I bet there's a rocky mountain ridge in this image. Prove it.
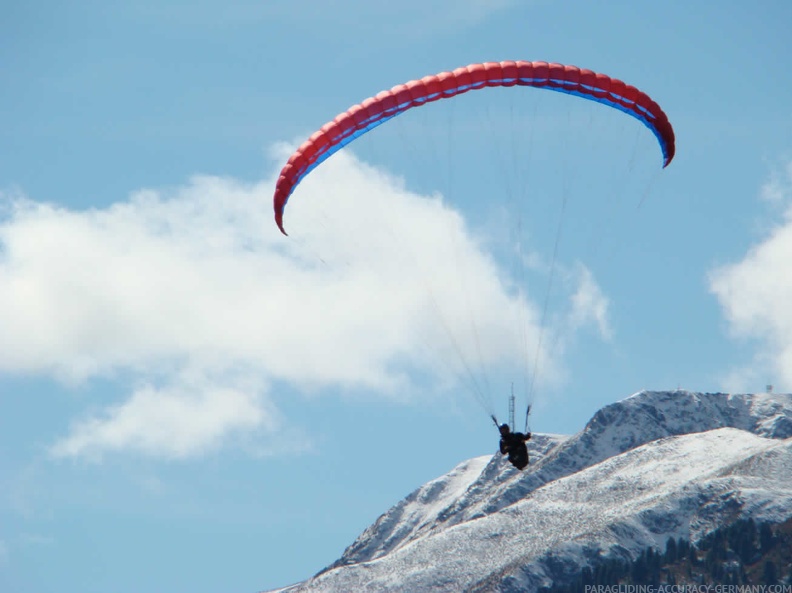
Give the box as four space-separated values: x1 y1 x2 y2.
268 390 792 592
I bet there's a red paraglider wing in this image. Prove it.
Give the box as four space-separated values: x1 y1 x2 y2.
273 61 675 235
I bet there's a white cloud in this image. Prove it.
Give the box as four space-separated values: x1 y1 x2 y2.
20 533 55 546
568 264 612 341
709 159 792 391
50 374 273 460
136 0 516 34
335 0 516 31
2 148 596 459
760 159 792 205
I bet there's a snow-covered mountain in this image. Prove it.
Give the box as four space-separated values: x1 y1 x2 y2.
268 390 792 593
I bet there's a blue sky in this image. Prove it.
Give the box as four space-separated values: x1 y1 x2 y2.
2 2 791 592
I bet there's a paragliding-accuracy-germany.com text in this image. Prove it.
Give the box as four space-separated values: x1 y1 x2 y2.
584 585 792 593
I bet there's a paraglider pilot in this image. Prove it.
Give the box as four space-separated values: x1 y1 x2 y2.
499 424 531 470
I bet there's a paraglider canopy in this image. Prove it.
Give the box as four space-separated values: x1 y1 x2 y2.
273 60 675 235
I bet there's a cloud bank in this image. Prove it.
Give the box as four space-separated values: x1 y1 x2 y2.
1 148 606 460
709 159 792 391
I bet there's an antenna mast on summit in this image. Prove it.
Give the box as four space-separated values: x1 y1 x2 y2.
509 383 515 430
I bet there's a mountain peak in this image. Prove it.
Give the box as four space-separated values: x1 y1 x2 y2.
270 391 792 593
